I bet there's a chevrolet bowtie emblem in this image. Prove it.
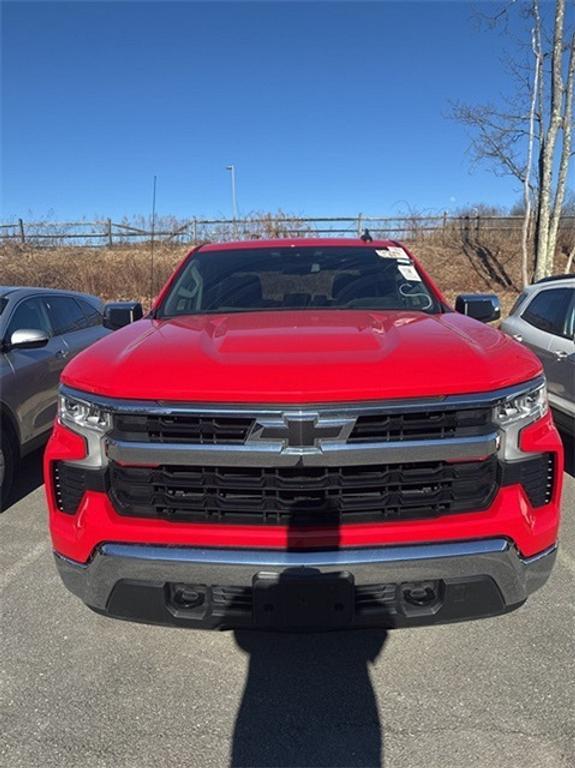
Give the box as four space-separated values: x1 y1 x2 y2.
248 413 356 449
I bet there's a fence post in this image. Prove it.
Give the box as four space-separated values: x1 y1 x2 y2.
442 211 448 245
106 218 113 247
192 217 197 244
18 218 25 244
357 213 362 237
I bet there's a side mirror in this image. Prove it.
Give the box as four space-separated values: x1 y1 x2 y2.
7 328 50 350
103 302 144 331
455 294 501 323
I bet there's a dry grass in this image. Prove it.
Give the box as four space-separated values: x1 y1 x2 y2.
0 242 184 309
0 230 571 316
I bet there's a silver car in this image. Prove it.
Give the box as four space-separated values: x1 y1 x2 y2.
0 287 111 504
501 275 575 434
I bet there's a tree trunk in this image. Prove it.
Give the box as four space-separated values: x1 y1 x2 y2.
522 19 543 287
548 30 575 264
534 0 566 281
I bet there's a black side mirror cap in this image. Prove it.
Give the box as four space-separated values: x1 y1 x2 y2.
103 302 144 331
455 294 501 323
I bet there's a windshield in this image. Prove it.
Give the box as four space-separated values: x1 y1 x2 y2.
159 246 441 317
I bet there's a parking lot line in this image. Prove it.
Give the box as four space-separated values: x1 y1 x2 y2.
0 540 49 591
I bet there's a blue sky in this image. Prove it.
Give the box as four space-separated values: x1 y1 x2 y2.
1 1 569 222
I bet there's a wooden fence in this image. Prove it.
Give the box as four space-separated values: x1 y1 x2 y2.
1 214 574 247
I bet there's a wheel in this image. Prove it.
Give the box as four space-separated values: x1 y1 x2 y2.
0 421 17 510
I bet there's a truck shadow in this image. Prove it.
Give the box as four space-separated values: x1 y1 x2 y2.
231 509 387 768
231 628 387 768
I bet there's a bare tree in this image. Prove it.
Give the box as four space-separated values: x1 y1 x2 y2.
535 0 575 278
522 7 543 286
452 0 575 283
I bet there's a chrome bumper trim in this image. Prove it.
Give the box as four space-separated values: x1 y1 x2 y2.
105 432 499 467
54 539 557 613
99 538 509 565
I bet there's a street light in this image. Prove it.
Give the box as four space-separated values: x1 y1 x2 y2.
226 164 238 222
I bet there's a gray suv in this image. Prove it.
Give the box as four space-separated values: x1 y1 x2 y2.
501 275 575 434
0 287 110 504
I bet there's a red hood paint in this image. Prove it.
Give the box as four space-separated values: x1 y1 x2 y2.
62 309 542 402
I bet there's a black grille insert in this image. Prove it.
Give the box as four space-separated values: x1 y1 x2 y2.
108 457 499 525
52 462 107 515
169 582 435 618
502 452 555 507
112 413 255 445
112 406 493 446
53 463 86 515
348 408 492 442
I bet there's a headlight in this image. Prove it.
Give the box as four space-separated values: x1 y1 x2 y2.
59 394 112 434
494 381 548 427
495 380 548 461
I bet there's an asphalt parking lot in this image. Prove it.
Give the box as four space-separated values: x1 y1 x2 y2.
1 438 574 768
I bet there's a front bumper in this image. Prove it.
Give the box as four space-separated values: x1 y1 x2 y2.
54 538 557 631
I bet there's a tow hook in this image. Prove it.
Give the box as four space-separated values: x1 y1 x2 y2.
401 581 442 614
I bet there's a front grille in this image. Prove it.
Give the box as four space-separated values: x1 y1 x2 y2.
348 408 492 442
112 406 493 446
108 457 499 525
112 413 255 444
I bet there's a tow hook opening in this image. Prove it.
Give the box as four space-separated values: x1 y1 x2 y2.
168 583 208 616
401 580 443 615
173 586 205 609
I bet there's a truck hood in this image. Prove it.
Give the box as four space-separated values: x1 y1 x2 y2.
62 310 542 402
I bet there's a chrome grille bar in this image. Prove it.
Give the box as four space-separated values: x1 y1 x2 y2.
106 432 499 467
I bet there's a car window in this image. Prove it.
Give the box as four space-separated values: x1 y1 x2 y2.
44 296 89 335
522 287 574 338
565 295 575 340
5 298 51 340
76 298 103 328
509 290 529 316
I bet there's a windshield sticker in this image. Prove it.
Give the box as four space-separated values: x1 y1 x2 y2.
398 264 422 281
375 247 411 262
388 247 409 260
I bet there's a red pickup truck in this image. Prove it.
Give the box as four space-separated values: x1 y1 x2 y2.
45 239 563 630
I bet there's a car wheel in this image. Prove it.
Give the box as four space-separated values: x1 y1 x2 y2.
0 422 17 510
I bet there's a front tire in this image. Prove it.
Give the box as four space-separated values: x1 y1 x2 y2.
0 422 17 510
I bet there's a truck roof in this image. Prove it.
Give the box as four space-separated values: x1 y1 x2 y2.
198 238 403 252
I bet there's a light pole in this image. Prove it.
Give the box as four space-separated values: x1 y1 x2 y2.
226 164 238 222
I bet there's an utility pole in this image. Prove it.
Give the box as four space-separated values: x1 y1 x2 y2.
150 175 157 303
226 164 238 222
